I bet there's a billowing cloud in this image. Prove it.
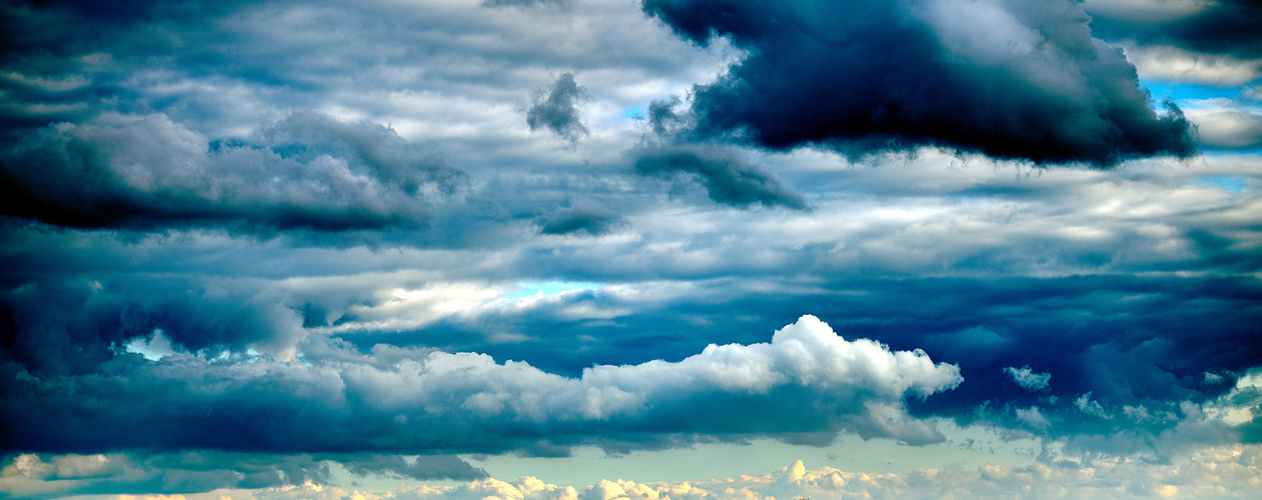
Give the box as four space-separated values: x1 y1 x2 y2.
2 315 961 456
527 73 589 143
641 0 1196 166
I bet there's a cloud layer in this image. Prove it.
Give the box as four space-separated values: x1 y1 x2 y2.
0 111 463 230
2 315 961 455
12 451 1259 500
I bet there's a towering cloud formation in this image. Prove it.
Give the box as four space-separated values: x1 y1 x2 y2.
642 0 1196 166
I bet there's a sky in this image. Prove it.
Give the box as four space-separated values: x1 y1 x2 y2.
1 0 1261 498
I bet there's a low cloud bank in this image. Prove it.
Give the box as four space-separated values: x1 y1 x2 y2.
12 449 1258 500
2 315 961 456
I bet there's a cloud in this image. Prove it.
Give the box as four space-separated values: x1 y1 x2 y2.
1084 0 1262 59
527 73 589 143
0 452 326 498
538 200 627 236
1 314 962 456
641 0 1196 166
0 1 1258 495
1015 406 1052 429
1181 98 1262 150
1005 365 1051 391
0 111 465 231
631 141 808 209
65 449 1262 500
0 452 485 499
4 143 1258 449
0 277 311 374
629 95 808 210
2 149 1257 451
1122 43 1262 86
483 0 566 7
338 455 488 482
1076 392 1112 419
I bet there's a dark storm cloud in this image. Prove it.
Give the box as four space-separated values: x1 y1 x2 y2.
1084 0 1262 59
0 111 465 231
526 73 589 143
632 141 808 209
640 0 1196 166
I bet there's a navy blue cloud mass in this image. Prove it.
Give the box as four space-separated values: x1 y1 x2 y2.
1085 0 1262 59
642 0 1196 166
1 0 1260 498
